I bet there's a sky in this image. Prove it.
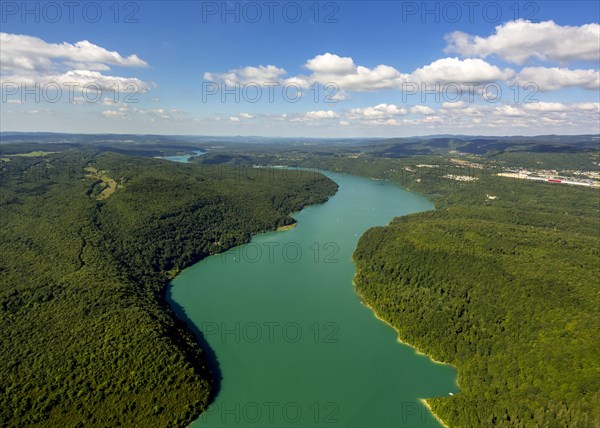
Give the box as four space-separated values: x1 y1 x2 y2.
1 0 599 137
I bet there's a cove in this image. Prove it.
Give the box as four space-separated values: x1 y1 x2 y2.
167 171 458 427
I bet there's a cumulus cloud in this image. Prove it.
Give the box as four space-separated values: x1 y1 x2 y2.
521 102 567 112
304 110 339 119
224 113 258 122
410 57 515 84
203 53 407 92
420 116 443 124
204 65 287 85
0 32 147 74
523 101 600 112
441 100 466 109
410 105 435 115
101 106 182 121
349 103 407 118
572 102 600 112
287 110 339 122
258 101 599 133
203 49 598 106
102 109 127 118
204 54 516 96
516 67 599 91
305 53 357 75
445 20 600 64
298 53 408 91
494 105 526 117
7 69 150 93
1 33 150 98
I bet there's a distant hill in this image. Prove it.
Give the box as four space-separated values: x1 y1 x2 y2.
366 135 600 157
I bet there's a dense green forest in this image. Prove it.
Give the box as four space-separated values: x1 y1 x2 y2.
354 176 600 427
2 135 598 427
0 149 337 427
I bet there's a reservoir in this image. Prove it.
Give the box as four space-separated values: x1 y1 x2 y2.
161 150 205 163
168 170 457 427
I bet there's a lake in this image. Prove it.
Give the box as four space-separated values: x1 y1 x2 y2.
168 170 457 427
160 150 205 163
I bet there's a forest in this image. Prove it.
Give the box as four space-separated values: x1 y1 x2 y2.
354 175 600 427
0 148 337 427
2 135 598 427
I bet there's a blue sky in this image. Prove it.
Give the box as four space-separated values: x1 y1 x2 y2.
1 1 599 136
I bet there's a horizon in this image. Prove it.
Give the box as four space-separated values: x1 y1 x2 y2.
2 131 600 140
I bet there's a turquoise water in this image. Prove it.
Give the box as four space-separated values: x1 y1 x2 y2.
161 150 205 163
168 172 457 427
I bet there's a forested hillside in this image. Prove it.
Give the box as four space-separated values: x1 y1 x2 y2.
0 150 337 427
354 176 600 427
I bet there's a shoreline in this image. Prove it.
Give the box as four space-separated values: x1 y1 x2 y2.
352 277 457 428
276 222 297 231
420 398 450 428
353 279 452 367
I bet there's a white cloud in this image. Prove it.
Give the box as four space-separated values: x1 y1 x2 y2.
349 103 407 118
203 54 519 97
0 32 147 74
32 69 148 92
441 100 466 109
461 107 484 117
331 101 599 133
494 105 526 117
516 67 599 91
437 102 485 117
288 110 339 121
204 53 409 93
204 65 287 85
522 101 567 112
339 120 350 126
541 116 564 124
305 53 357 75
102 109 126 118
297 53 409 91
572 102 600 112
410 57 515 84
226 113 257 122
101 106 182 121
410 105 435 115
0 33 150 98
328 64 407 90
445 20 600 65
22 109 54 115
329 89 351 101
101 97 123 106
304 110 339 119
140 108 175 120
421 116 443 124
517 101 599 115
